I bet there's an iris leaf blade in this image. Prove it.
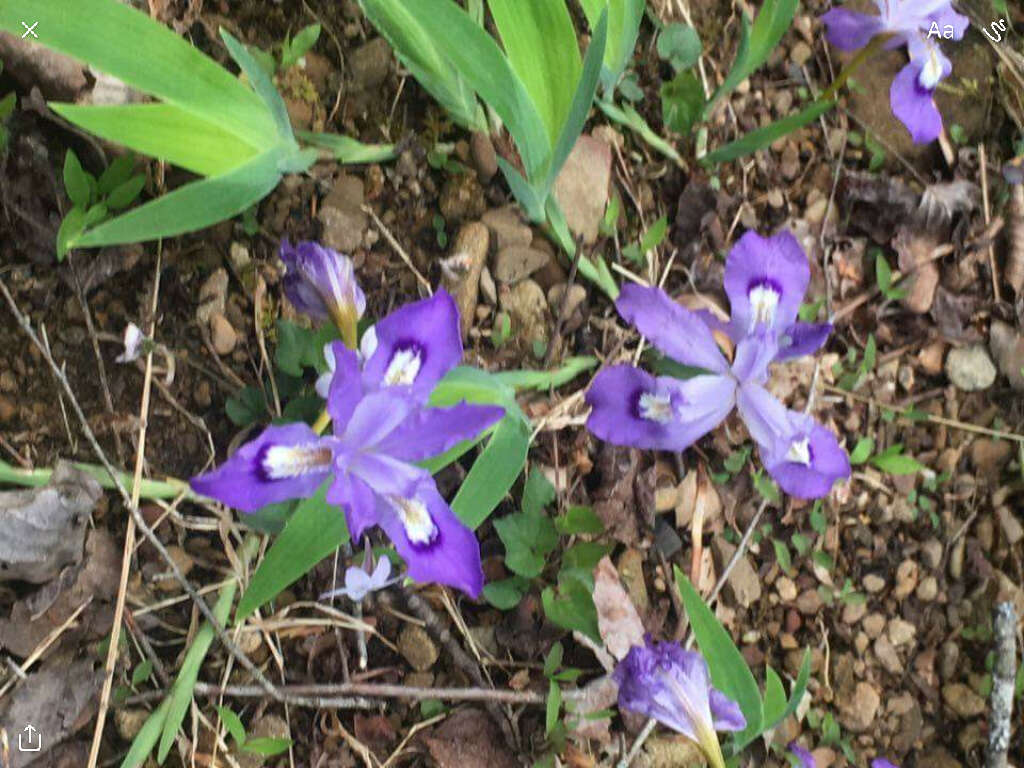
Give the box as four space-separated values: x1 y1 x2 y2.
451 415 531 530
51 103 261 177
702 100 834 165
0 0 277 148
71 147 285 248
488 0 581 147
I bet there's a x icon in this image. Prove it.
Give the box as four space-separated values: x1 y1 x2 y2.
20 21 38 39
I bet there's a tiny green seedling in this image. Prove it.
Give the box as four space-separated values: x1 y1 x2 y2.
216 706 292 757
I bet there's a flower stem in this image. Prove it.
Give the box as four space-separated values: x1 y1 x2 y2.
820 33 896 103
312 409 332 435
0 458 198 500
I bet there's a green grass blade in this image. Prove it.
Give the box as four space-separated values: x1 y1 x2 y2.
235 481 349 621
596 99 684 166
51 104 260 177
411 0 550 180
544 8 608 193
157 534 258 762
297 131 397 163
0 0 277 149
705 0 797 115
71 148 284 248
489 0 581 147
451 414 531 530
220 28 294 140
120 699 170 768
701 99 833 165
358 0 486 131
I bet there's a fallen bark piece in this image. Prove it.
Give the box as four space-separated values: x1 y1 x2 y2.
0 462 101 583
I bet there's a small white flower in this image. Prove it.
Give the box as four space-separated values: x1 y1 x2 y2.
320 556 396 602
115 323 146 363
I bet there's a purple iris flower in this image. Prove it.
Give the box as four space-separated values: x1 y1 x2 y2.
822 1 968 143
280 240 366 345
872 760 899 768
788 741 816 768
586 230 850 500
614 641 745 768
191 291 502 597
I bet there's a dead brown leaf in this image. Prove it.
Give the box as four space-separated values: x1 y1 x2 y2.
568 674 619 744
893 226 941 315
592 557 645 661
592 445 655 546
421 709 518 768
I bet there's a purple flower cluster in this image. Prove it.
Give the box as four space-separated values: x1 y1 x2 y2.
822 0 968 143
192 243 502 597
586 230 850 500
615 640 745 767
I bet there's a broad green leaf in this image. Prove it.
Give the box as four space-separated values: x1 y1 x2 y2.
849 437 874 465
357 0 486 131
482 576 529 609
281 23 321 69
98 154 136 194
56 207 86 261
869 446 924 476
545 680 562 735
52 103 261 177
657 23 702 71
451 415 531 530
562 541 613 571
702 100 834 165
63 150 91 208
158 555 242 761
430 365 522 416
579 0 644 91
72 147 285 248
675 569 763 741
297 131 396 164
544 9 607 193
542 569 599 641
489 0 581 148
243 738 293 756
522 468 556 517
411 0 550 178
762 666 787 727
660 69 705 135
494 506 558 578
215 706 246 747
544 641 564 678
221 29 293 141
705 0 798 114
492 356 597 391
107 175 147 210
555 505 604 535
0 0 276 148
131 659 154 686
236 481 349 621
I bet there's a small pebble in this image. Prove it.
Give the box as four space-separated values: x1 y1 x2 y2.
863 573 886 593
210 312 238 356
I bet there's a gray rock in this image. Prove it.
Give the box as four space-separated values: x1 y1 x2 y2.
492 246 548 284
500 279 549 348
942 682 986 718
839 682 880 732
349 37 392 92
398 625 438 671
196 268 228 325
481 205 533 251
210 312 238 356
319 174 366 254
988 319 1024 391
470 131 498 183
945 345 997 391
439 172 486 222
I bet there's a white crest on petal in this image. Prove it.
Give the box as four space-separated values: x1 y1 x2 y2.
917 41 944 89
785 437 812 466
360 325 378 361
749 284 780 330
383 346 423 387
389 495 438 544
638 392 674 423
261 444 333 479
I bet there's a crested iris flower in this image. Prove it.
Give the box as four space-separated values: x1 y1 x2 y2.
321 555 397 602
191 291 502 597
822 0 968 143
614 641 745 768
586 230 850 500
872 760 899 768
789 742 816 768
280 240 366 347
